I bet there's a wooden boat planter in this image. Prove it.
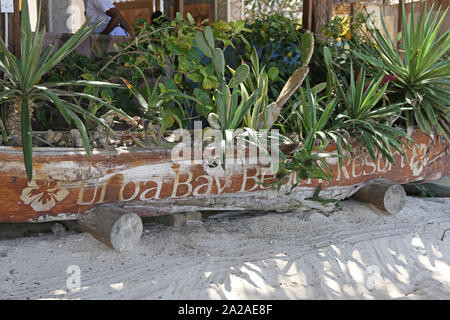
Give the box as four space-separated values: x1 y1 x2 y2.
0 129 448 224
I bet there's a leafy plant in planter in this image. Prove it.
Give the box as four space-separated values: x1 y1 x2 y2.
0 1 131 180
238 13 303 95
351 2 450 141
46 52 131 124
45 14 251 131
196 27 315 133
234 13 348 98
97 13 251 120
195 27 256 134
317 14 355 83
323 47 412 165
123 72 198 146
273 46 413 190
195 27 315 175
239 48 271 130
272 83 338 190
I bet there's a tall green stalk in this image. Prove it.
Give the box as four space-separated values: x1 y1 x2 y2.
0 1 131 181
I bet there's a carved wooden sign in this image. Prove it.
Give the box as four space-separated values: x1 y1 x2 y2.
0 131 448 223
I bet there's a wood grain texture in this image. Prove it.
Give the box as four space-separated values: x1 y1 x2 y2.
170 3 213 24
115 1 154 26
65 205 143 251
352 181 406 214
0 130 448 223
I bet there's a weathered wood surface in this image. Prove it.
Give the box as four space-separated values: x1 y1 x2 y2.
115 0 154 28
0 130 448 223
351 180 406 214
65 205 143 251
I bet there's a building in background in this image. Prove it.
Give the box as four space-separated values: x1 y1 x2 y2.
3 0 448 49
21 0 245 34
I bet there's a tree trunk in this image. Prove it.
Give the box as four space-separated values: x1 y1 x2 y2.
5 100 36 146
311 0 333 34
5 99 22 145
310 0 345 35
37 0 50 31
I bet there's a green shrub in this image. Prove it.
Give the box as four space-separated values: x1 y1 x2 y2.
351 2 450 141
0 1 130 180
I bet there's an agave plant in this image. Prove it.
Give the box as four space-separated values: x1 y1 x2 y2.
352 1 450 140
324 47 412 165
239 47 270 130
0 1 131 181
195 27 318 174
277 81 329 139
272 53 413 191
123 69 199 145
273 82 338 190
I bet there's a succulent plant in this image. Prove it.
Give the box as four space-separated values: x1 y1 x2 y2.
196 27 315 132
196 27 259 134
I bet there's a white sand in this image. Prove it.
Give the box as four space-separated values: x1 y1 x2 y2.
0 196 449 300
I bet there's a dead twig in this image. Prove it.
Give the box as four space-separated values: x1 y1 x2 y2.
32 134 55 147
441 228 450 241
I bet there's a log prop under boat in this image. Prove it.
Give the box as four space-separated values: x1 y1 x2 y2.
0 130 448 223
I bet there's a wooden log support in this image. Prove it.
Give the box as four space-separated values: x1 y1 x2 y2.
403 177 450 198
65 205 143 251
352 180 406 214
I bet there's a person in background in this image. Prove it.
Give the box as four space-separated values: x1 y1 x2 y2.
83 0 134 36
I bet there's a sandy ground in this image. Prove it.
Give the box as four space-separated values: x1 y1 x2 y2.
0 196 449 300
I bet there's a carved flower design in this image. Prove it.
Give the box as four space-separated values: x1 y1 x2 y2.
409 143 428 176
20 181 69 212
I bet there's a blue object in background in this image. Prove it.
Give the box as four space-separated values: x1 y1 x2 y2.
259 41 302 69
194 46 212 66
226 40 302 74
